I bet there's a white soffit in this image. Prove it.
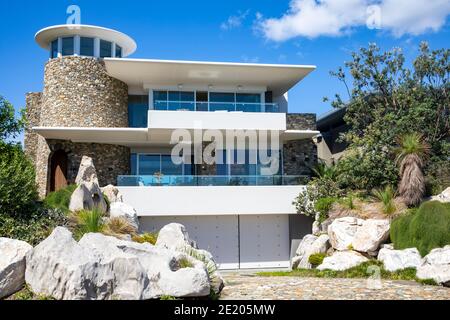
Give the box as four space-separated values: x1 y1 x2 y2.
104 58 316 96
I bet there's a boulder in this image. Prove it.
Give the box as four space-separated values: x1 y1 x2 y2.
69 181 107 213
431 187 450 203
417 246 450 287
25 227 115 300
109 202 139 231
352 219 390 255
377 247 422 272
328 217 364 251
116 241 210 298
0 238 33 299
292 234 330 269
75 156 99 185
155 223 223 295
101 185 123 203
317 251 369 271
78 233 150 300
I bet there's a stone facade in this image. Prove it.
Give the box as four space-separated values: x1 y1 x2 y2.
283 113 318 178
24 56 130 198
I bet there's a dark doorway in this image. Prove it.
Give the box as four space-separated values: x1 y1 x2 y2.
50 150 68 192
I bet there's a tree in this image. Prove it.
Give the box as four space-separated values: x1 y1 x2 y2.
395 133 430 207
329 42 449 192
0 95 24 142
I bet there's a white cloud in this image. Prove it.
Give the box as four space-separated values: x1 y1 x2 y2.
241 55 260 63
221 10 250 30
257 0 450 41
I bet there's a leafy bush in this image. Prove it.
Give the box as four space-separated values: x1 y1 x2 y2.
308 253 325 267
132 232 158 245
43 184 77 214
372 185 397 215
0 143 38 217
69 208 105 240
0 208 67 246
103 217 136 238
391 201 450 256
314 197 337 222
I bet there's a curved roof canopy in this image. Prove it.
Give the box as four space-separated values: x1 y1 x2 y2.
35 24 137 57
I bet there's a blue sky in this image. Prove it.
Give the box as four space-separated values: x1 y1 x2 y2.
0 0 449 143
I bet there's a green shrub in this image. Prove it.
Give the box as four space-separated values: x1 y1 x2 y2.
339 194 356 210
70 208 105 240
43 184 77 214
0 143 38 217
391 201 450 256
132 232 158 245
372 185 397 215
314 197 337 222
178 257 194 269
308 253 325 266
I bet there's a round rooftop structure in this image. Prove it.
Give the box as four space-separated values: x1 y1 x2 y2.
35 24 137 58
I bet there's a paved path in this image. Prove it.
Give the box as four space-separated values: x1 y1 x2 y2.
220 272 450 300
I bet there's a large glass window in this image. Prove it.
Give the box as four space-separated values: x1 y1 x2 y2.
154 91 194 111
51 39 58 59
132 154 186 175
210 92 235 111
236 93 261 112
100 40 112 58
61 37 74 56
115 45 122 58
80 37 94 56
128 95 149 128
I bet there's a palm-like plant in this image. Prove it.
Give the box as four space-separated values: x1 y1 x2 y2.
313 162 338 180
395 133 430 207
372 185 396 215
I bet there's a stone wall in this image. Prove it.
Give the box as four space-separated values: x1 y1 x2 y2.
283 113 318 178
25 56 130 197
24 92 42 164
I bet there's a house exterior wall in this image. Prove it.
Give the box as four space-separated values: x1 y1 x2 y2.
25 56 130 197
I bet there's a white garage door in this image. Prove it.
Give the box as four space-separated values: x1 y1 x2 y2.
140 215 290 270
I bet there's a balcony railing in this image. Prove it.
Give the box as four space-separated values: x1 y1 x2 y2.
117 175 309 187
153 101 281 113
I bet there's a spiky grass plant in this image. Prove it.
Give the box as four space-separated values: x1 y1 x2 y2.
103 217 136 238
132 232 159 245
373 185 397 215
395 133 430 207
69 208 105 239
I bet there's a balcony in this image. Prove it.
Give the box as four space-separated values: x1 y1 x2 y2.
117 175 309 187
153 101 280 113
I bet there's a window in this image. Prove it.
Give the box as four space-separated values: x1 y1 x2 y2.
132 154 187 175
51 39 58 59
115 45 122 58
153 91 195 111
80 37 94 56
236 93 261 112
100 40 112 58
128 95 149 128
61 37 74 56
210 92 235 111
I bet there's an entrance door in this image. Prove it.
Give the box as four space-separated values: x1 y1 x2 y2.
50 150 68 192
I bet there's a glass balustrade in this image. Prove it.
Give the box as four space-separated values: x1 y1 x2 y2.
117 175 309 187
153 101 280 113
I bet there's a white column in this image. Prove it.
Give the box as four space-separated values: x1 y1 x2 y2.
74 35 80 56
112 42 117 58
94 38 100 58
57 37 62 58
148 90 154 110
260 92 266 112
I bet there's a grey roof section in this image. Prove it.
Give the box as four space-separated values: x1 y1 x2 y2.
317 107 347 130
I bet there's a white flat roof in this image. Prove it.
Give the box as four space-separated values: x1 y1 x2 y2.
35 24 137 57
104 58 316 96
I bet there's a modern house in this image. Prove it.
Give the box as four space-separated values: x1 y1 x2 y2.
25 24 319 269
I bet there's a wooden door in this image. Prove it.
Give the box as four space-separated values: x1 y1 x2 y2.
50 150 68 192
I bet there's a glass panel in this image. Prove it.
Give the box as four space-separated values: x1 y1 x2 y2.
80 37 94 56
210 92 235 102
236 93 261 103
138 155 161 175
216 150 228 175
51 39 58 58
130 154 137 175
230 150 257 176
100 40 112 58
236 93 261 112
115 45 122 58
153 91 168 110
161 155 183 175
258 149 282 176
61 37 74 56
128 95 149 128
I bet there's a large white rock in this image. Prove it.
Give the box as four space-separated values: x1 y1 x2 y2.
417 246 450 287
0 238 33 299
69 181 107 213
317 251 369 271
109 202 139 231
292 234 330 269
377 247 422 272
328 217 364 251
156 223 223 294
75 156 99 185
352 219 390 255
115 240 210 297
101 185 123 203
431 187 450 203
25 227 115 300
78 233 150 300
